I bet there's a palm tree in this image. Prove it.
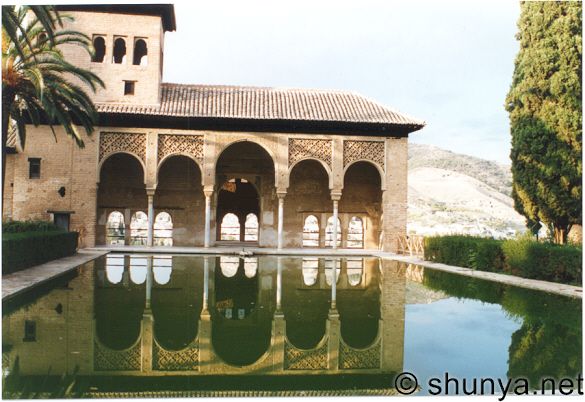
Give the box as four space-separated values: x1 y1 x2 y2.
2 5 104 196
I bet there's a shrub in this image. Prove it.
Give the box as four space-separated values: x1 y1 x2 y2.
424 235 582 285
424 235 504 272
2 220 60 233
2 231 78 275
502 239 582 285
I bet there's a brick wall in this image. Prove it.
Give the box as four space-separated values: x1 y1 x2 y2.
4 127 408 250
59 11 163 105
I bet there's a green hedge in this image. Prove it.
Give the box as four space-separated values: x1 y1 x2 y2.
2 220 60 233
424 235 581 285
2 231 78 275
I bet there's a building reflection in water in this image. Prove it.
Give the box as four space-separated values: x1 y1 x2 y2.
2 255 406 378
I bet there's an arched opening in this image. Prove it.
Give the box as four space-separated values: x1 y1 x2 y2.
133 38 148 65
215 142 275 245
97 153 146 245
92 36 106 62
130 211 148 245
220 213 240 241
37 32 47 46
347 216 364 248
154 212 173 246
341 161 383 249
287 160 330 248
325 216 341 248
113 37 126 64
156 155 203 246
244 213 259 241
106 211 125 245
302 215 320 247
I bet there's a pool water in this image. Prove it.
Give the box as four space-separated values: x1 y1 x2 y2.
1 254 581 398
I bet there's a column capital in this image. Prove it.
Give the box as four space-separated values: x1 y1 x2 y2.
330 190 342 201
203 186 214 197
146 187 156 197
276 189 287 199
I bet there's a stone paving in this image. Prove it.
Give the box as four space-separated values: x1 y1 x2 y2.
2 250 108 301
389 254 583 299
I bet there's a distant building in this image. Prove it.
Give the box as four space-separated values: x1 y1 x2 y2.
2 4 425 251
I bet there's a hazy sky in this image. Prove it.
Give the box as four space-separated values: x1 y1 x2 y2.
162 0 520 164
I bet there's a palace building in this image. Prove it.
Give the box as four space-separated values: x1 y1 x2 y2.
2 4 425 251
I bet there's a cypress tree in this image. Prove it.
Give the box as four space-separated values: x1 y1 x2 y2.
506 1 582 244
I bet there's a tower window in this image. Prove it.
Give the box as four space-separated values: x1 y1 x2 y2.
124 81 135 95
133 38 148 66
28 158 41 179
24 320 36 342
113 37 126 64
92 36 106 63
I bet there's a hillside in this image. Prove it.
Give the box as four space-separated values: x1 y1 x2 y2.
408 144 526 238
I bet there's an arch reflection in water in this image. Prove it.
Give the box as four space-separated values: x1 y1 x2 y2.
152 255 201 351
5 254 581 395
105 254 125 284
346 257 364 287
153 255 172 285
129 255 147 284
302 258 319 286
324 258 341 286
212 256 273 366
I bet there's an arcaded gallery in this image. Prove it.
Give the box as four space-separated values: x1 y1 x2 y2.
2 4 424 252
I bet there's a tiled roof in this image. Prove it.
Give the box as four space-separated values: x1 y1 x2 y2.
96 83 425 130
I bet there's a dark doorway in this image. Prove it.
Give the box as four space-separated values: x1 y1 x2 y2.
216 178 259 242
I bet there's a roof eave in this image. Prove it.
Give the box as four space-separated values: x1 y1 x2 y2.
96 113 422 137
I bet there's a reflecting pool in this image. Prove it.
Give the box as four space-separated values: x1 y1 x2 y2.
2 255 582 398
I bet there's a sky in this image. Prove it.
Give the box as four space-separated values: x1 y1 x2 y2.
161 0 521 165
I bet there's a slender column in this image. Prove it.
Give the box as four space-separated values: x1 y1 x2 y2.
331 191 341 249
204 188 213 248
330 258 338 310
202 256 209 312
276 257 282 311
142 256 154 373
146 188 155 247
277 191 286 249
145 256 153 311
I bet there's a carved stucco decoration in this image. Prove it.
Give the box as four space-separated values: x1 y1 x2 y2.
343 140 385 171
158 134 204 165
288 138 332 169
339 338 381 370
94 340 141 371
99 132 146 164
284 339 328 370
153 339 199 371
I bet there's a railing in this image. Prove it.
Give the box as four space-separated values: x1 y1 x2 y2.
396 235 425 257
